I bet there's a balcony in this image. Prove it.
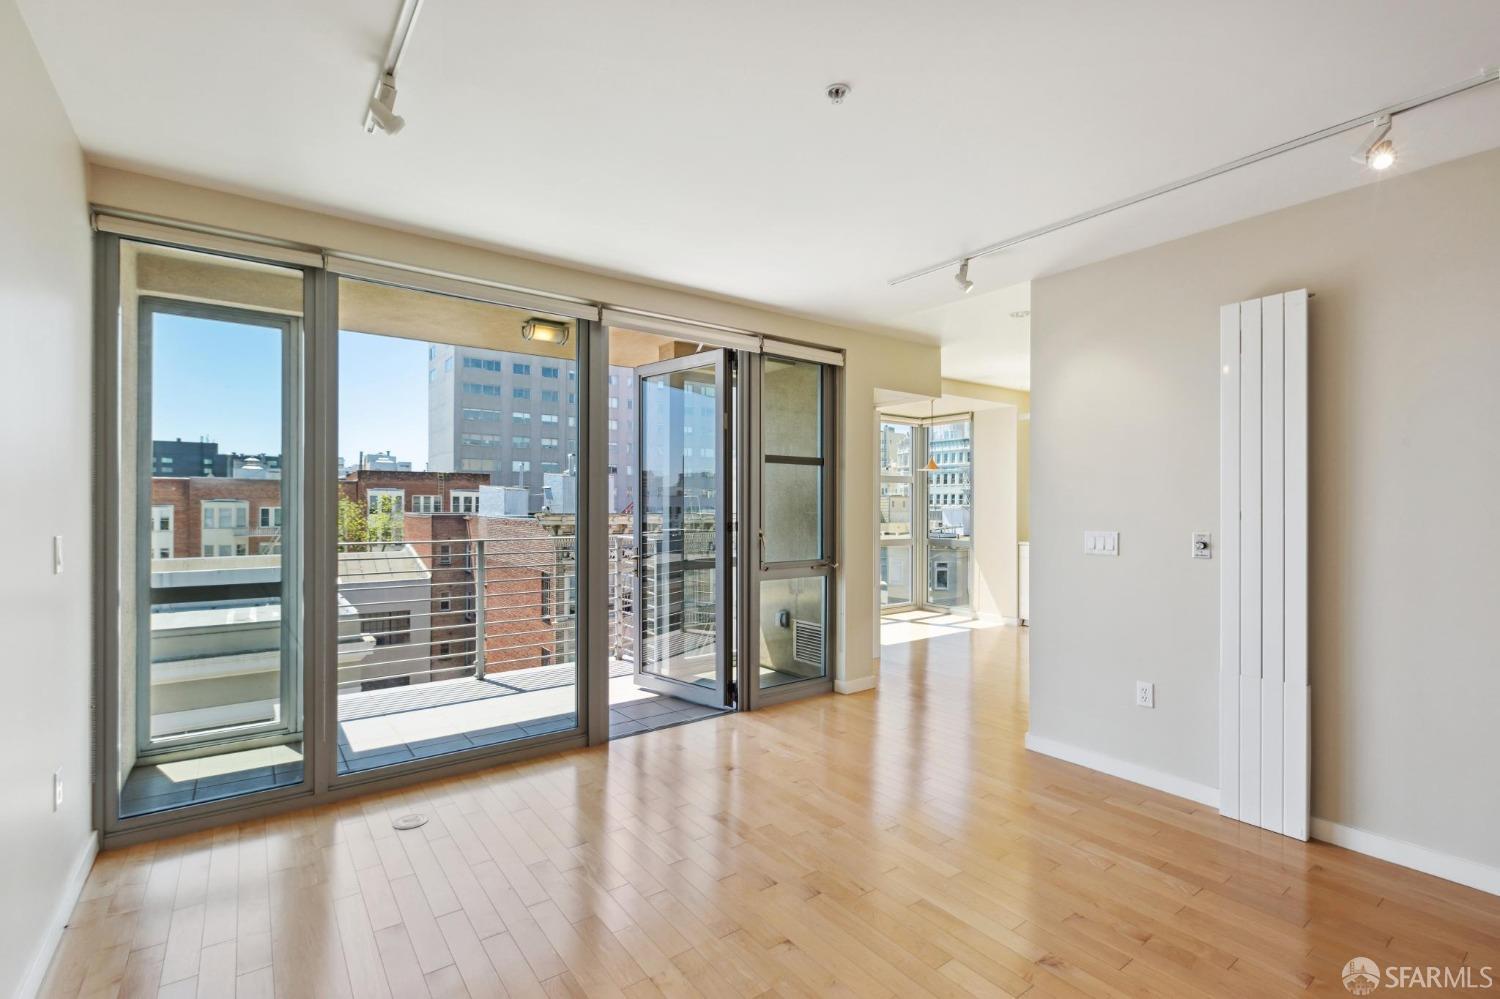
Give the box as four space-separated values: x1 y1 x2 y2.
122 530 644 813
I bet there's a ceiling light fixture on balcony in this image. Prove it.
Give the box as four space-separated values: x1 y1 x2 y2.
522 318 570 346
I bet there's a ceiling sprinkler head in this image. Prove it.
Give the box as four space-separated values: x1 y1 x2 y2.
826 82 851 105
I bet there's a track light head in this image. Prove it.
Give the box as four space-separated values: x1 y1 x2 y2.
955 258 974 294
1352 113 1394 170
367 73 406 135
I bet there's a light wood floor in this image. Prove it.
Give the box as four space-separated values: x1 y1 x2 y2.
43 620 1500 998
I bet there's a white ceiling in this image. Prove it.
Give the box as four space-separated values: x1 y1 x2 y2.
20 0 1500 386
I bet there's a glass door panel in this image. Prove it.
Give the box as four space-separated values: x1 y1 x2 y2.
633 351 731 707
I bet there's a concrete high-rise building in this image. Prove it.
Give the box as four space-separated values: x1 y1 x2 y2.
427 344 636 513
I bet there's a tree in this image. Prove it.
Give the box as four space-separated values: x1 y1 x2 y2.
338 494 402 550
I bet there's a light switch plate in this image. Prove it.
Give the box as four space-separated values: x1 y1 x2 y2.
1084 530 1119 556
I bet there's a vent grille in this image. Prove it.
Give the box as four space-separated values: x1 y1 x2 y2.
792 619 823 667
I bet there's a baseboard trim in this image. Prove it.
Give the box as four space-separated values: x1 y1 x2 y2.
1023 732 1220 808
19 830 99 999
834 675 877 695
1310 818 1500 897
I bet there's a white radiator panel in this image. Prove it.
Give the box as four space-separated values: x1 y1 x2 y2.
1220 290 1309 840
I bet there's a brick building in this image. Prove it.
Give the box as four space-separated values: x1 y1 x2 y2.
479 516 569 675
149 477 284 559
150 467 572 679
336 468 492 524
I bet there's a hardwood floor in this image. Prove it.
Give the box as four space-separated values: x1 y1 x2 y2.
43 620 1500 997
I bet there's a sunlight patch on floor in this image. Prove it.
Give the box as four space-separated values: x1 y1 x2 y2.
879 610 1007 646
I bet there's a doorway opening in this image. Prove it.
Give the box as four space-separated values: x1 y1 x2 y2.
605 328 735 737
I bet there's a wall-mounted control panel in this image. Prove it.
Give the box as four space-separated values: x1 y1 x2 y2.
1193 532 1212 559
1083 530 1119 556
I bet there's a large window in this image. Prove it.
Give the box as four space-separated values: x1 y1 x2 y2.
106 241 307 821
877 415 974 615
925 418 973 611
334 278 581 775
878 420 916 608
97 224 843 840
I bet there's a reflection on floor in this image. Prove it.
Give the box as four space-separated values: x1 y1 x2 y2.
759 665 817 688
119 744 304 817
609 675 726 738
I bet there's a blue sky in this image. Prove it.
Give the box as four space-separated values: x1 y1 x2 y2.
152 316 430 466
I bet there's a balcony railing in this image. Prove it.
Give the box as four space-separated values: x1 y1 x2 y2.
144 523 726 741
336 535 580 693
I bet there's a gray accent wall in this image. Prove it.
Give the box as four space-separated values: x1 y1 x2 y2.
1031 146 1500 873
0 1 95 994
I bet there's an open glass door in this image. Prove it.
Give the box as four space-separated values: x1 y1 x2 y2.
632 350 732 708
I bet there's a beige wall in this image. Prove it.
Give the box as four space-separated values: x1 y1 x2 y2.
971 405 1019 620
88 166 942 692
0 1 95 994
1030 147 1500 872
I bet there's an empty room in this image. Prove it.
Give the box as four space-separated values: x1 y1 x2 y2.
4 1 1499 996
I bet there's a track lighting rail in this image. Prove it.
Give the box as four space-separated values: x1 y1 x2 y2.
887 66 1500 287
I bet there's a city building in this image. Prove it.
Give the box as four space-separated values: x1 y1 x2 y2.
344 450 413 474
427 345 637 512
152 438 282 478
149 476 284 558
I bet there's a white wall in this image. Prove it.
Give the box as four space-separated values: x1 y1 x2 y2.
0 1 96 994
1030 147 1500 876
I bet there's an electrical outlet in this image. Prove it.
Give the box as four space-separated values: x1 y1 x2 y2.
1135 681 1155 708
53 768 63 811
